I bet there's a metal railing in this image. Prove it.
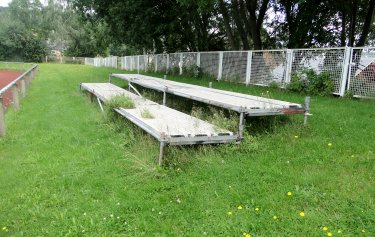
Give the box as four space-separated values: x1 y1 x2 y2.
84 46 375 99
0 63 38 136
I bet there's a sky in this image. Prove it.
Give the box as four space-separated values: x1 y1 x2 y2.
0 0 11 7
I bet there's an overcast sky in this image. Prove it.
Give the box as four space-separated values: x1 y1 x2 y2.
0 0 11 7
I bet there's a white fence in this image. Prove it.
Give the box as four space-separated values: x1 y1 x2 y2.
85 56 118 68
85 47 375 98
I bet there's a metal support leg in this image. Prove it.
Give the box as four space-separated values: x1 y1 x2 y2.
128 82 131 91
163 75 167 80
159 141 165 166
238 111 245 140
97 97 104 112
109 74 112 83
209 82 212 88
163 91 167 105
304 96 311 126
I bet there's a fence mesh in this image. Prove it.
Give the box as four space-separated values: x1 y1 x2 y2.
156 54 168 72
200 52 219 78
291 48 346 94
84 47 375 99
250 50 286 86
348 47 375 98
222 51 247 83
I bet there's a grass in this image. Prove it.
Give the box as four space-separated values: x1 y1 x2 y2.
0 64 374 236
0 62 34 72
140 109 154 119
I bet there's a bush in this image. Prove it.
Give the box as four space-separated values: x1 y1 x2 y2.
183 65 202 78
287 73 306 93
287 69 334 96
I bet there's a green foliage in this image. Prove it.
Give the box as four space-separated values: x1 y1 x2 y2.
344 90 354 99
287 72 306 93
191 106 239 132
183 65 202 78
168 66 180 76
269 81 280 90
287 69 334 96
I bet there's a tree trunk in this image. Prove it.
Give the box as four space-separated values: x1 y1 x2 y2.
356 0 375 46
348 0 358 46
340 11 346 46
233 0 250 49
218 0 239 50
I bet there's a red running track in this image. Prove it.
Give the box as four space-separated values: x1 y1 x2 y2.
0 70 23 109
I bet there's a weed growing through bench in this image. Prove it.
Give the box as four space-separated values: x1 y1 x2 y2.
105 95 135 121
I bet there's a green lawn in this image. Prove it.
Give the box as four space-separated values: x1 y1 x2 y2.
0 64 374 236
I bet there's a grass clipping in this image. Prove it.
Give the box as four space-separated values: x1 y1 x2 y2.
105 95 135 121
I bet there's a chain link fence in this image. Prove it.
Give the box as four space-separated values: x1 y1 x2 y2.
347 47 375 98
84 47 375 99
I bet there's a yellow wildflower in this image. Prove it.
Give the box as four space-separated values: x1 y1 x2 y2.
299 211 305 217
2 227 7 231
228 211 233 216
245 234 251 237
255 207 259 212
328 143 332 147
238 205 243 210
273 215 277 220
327 232 333 236
287 191 292 196
361 229 365 233
294 135 298 138
337 230 342 234
323 227 328 231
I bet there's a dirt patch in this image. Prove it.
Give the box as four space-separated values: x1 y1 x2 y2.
0 70 23 109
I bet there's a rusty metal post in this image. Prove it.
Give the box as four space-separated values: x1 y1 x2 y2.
0 97 5 136
12 84 19 111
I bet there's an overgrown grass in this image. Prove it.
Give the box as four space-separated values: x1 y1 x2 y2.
105 95 135 121
1 64 374 236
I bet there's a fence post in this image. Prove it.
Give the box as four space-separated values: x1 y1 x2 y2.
25 74 30 89
166 54 170 73
245 51 253 85
137 55 140 74
217 51 224 80
197 52 201 67
179 53 183 75
12 84 19 111
0 97 5 136
20 79 26 97
340 47 352 96
284 49 293 85
155 55 158 72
